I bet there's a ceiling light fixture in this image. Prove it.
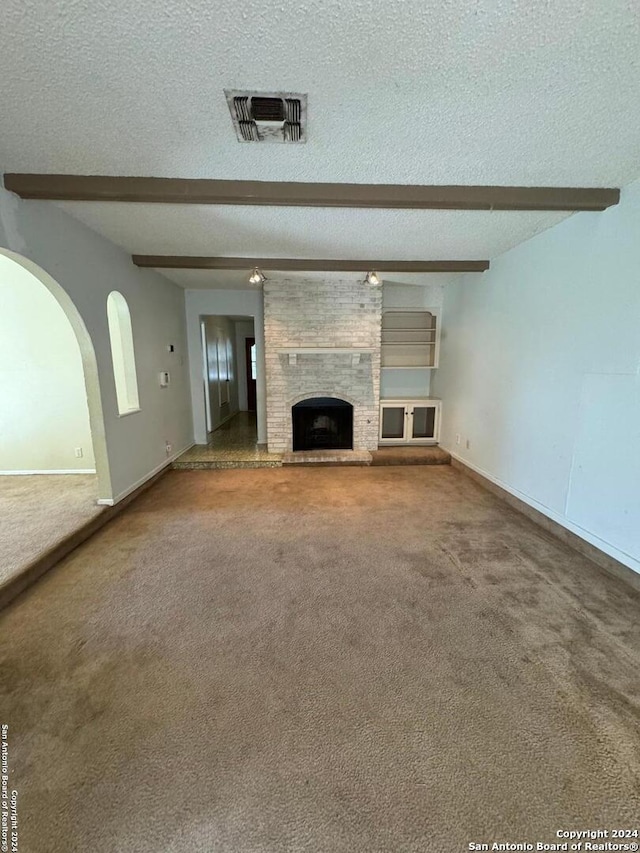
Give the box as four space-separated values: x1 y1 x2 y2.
249 267 266 285
365 270 381 286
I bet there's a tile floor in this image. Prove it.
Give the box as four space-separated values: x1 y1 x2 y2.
173 412 283 469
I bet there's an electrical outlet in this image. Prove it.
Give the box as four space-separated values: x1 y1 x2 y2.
165 442 172 455
466 439 471 449
74 447 83 458
455 433 461 446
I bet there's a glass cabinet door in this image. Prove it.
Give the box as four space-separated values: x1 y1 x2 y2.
410 405 436 440
380 405 407 440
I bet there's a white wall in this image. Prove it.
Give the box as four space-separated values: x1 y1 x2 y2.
432 179 640 574
0 255 95 472
381 281 445 400
185 290 266 444
0 183 193 502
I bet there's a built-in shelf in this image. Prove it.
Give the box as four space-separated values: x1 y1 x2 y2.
381 309 440 368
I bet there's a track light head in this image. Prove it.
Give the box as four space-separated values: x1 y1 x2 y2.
249 267 266 285
365 270 381 286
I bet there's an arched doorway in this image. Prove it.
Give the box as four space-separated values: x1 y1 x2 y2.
0 248 111 499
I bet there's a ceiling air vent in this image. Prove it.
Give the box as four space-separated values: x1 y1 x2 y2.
224 90 307 143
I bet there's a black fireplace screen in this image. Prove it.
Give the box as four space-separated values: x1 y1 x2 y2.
292 398 353 451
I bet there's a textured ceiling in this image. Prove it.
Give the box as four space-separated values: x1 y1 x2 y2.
2 0 640 275
55 202 569 257
2 0 640 185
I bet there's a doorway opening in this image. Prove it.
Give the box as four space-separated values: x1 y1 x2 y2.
0 248 110 590
245 336 257 412
179 314 276 468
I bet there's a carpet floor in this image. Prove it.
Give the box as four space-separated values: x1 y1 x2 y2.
0 466 638 852
0 474 101 589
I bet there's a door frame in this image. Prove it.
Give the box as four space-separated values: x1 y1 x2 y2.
200 320 213 432
245 336 257 411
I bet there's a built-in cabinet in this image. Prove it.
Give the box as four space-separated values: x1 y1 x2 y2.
379 399 441 445
381 310 439 369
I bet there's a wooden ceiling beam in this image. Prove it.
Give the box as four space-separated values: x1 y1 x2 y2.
131 256 490 273
3 174 619 211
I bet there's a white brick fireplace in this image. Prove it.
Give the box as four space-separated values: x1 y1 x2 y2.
264 277 382 453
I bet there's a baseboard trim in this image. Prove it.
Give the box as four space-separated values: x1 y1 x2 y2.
97 443 194 506
0 457 179 612
0 469 97 475
445 450 640 592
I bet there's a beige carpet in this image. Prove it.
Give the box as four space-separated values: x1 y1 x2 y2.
0 474 101 588
370 445 451 465
0 466 638 852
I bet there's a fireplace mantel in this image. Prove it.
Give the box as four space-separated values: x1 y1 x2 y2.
277 346 376 366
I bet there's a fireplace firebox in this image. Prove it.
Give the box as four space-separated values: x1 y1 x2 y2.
292 398 353 451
